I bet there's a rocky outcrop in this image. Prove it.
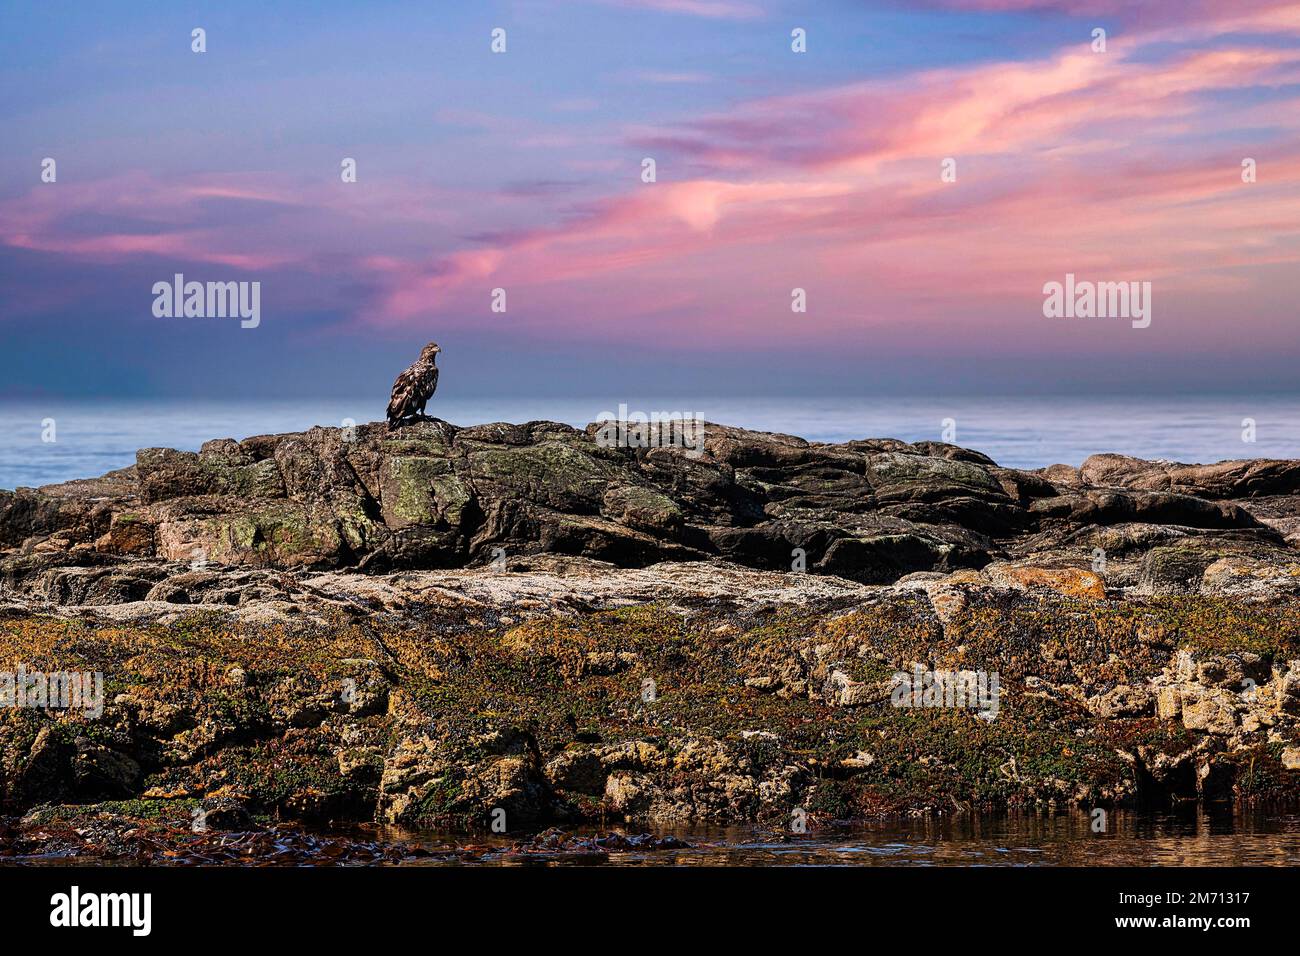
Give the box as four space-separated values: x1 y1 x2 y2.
1079 454 1300 499
4 421 1300 834
2 558 1299 832
3 419 1296 605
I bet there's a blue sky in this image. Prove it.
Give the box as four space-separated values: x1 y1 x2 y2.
3 0 1299 399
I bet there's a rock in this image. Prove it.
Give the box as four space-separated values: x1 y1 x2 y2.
1275 664 1300 716
191 798 254 832
1155 686 1182 720
814 531 988 584
584 651 640 675
5 419 1300 608
1139 546 1222 594
136 446 285 503
0 551 1297 831
95 513 156 556
15 725 72 802
71 741 140 797
1282 747 1300 771
1180 689 1239 735
829 671 893 707
1080 454 1300 499
376 728 555 828
924 584 970 625
986 563 1106 600
1090 685 1152 718
601 486 685 533
337 747 382 779
7 419 1300 835
1194 653 1269 689
1200 555 1300 598
839 751 876 772
546 749 608 794
604 774 648 814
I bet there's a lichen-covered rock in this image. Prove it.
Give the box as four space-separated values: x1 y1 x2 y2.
3 419 1298 606
1089 685 1152 718
986 563 1106 600
1 558 1300 830
1179 689 1240 734
376 728 555 828
94 512 157 556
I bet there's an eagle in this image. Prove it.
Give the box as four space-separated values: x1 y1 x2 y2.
386 342 441 428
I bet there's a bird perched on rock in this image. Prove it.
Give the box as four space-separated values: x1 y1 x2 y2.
386 342 441 428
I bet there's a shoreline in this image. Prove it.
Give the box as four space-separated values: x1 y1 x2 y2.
9 805 1300 867
7 395 1300 489
2 419 1300 850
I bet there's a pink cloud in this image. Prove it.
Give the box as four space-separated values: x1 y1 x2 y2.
361 13 1300 348
926 0 1294 20
6 4 1300 362
635 43 1300 176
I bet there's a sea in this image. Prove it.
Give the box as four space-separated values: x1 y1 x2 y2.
2 394 1299 491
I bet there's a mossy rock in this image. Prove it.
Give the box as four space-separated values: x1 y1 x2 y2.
381 456 450 530
468 443 615 512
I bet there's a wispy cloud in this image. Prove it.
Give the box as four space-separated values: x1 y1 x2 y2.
3 1 1299 369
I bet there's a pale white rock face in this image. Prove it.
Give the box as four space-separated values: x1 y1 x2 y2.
14 557 881 625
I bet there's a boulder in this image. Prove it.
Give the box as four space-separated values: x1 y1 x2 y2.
5 418 1300 605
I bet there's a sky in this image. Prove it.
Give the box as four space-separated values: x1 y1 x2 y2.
2 0 1299 400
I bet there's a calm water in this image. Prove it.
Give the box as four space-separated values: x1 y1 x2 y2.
2 395 1299 490
18 808 1299 867
389 808 1300 866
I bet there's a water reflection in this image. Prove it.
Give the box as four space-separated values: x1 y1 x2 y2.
390 807 1300 866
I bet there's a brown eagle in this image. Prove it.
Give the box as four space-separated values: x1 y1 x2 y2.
386 342 441 428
